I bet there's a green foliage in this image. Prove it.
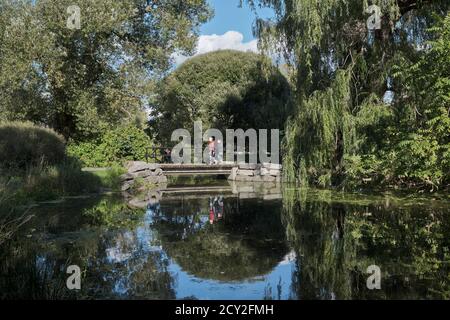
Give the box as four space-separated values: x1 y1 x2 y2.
387 13 450 189
82 198 144 228
246 0 450 191
90 166 127 191
150 50 292 144
66 142 104 168
0 160 102 208
0 122 66 169
0 121 128 208
0 0 212 140
101 125 152 165
283 70 355 186
342 13 450 190
67 124 153 167
0 163 127 211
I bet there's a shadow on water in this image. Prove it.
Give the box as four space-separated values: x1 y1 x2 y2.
1 183 449 300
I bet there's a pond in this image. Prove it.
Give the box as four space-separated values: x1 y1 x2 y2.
1 180 449 299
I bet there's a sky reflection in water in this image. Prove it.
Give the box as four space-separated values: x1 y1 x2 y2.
1 185 449 300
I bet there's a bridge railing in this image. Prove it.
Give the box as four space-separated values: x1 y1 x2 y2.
145 147 172 163
146 146 272 164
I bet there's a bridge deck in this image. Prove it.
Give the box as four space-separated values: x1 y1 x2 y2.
159 164 234 176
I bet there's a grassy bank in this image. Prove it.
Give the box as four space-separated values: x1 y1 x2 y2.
0 162 125 212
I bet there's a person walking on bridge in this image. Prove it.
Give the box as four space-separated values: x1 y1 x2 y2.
208 136 216 165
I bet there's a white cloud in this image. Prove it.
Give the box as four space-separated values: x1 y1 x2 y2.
197 31 258 54
173 31 259 66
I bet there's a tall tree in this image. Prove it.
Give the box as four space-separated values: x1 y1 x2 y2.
0 0 212 140
243 0 449 189
150 50 292 144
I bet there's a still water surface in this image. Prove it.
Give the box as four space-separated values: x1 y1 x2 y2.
1 181 449 299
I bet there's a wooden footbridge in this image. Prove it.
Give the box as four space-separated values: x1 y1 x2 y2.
120 160 282 192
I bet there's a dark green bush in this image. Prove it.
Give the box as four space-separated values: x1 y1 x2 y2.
67 124 153 167
0 122 66 169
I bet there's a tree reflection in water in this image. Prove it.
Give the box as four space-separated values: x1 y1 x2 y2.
282 189 450 300
0 195 175 299
1 188 449 299
151 195 288 282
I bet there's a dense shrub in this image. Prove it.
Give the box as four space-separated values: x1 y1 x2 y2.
0 122 66 169
67 124 153 167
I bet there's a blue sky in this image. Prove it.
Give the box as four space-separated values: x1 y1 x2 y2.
174 0 274 65
200 0 274 42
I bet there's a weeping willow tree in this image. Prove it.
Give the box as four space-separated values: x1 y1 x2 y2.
244 0 450 189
